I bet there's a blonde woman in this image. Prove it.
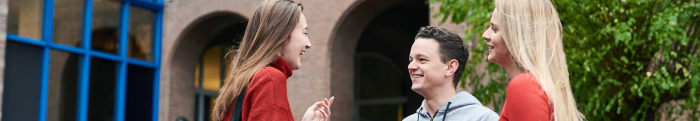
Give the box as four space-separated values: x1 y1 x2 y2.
212 0 333 121
481 0 585 120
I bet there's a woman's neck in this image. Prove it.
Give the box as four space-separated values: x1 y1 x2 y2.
503 60 524 79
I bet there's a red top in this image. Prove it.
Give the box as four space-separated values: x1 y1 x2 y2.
499 73 552 121
222 56 295 121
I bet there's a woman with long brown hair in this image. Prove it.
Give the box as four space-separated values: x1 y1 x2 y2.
212 0 334 121
481 0 585 120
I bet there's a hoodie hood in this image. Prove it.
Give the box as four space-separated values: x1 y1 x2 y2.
403 91 499 121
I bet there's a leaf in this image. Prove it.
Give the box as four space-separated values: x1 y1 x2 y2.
432 0 700 120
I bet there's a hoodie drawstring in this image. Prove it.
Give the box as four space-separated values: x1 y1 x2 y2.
417 107 422 121
442 102 451 121
417 102 452 121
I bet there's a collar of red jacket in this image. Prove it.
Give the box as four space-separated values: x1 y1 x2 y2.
270 56 293 78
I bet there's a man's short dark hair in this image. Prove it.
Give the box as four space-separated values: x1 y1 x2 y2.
415 26 469 88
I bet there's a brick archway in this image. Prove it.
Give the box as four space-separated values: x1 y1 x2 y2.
167 12 246 121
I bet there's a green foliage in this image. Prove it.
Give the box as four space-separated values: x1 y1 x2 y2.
430 0 700 120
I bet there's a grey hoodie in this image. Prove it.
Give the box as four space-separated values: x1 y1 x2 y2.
402 91 499 121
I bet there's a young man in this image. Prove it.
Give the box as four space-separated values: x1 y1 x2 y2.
404 26 498 121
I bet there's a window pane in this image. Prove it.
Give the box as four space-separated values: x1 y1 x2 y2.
92 0 121 54
48 50 79 121
194 94 216 121
203 47 222 92
125 65 154 120
206 96 216 121
194 94 202 121
8 0 43 39
88 57 116 121
128 6 155 61
2 41 43 121
53 0 85 47
195 63 201 88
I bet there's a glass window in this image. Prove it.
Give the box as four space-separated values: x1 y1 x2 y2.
92 0 121 54
2 41 44 121
8 0 44 39
53 0 85 47
88 57 117 121
48 50 80 121
193 22 246 121
195 64 201 88
203 46 222 92
194 46 225 121
126 65 155 120
129 6 155 61
4 0 163 121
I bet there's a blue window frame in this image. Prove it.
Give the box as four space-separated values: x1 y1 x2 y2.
4 0 163 121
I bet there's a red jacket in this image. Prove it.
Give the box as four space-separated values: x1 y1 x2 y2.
499 73 553 121
223 56 295 121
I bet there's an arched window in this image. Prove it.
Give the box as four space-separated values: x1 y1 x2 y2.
193 22 246 121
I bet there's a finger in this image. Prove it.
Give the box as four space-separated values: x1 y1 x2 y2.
322 103 330 114
319 109 329 119
316 102 326 112
307 101 322 111
329 96 335 106
319 108 329 118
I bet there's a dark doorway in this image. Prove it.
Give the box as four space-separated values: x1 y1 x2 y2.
353 0 429 120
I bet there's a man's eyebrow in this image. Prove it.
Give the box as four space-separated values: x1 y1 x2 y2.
415 53 427 57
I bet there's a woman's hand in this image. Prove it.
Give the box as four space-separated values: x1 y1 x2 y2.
301 96 335 121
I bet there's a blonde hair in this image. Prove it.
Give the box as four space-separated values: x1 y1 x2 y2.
211 0 303 120
494 0 585 120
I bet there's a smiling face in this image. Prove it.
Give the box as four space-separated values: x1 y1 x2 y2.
281 13 311 70
482 9 512 67
408 38 452 94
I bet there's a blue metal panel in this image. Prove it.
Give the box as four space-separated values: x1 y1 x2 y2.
39 0 55 120
151 10 163 121
50 44 86 55
126 0 164 12
42 0 54 43
127 58 157 68
7 34 46 46
118 2 130 61
92 51 123 62
114 1 130 121
39 48 50 121
77 0 94 120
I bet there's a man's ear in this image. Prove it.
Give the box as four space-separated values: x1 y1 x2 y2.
445 59 459 77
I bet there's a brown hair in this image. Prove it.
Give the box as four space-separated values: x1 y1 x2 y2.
211 0 303 120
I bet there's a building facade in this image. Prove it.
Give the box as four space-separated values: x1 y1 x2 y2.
0 0 477 121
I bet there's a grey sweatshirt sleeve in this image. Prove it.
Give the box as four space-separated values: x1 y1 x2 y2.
402 113 418 121
477 110 500 121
